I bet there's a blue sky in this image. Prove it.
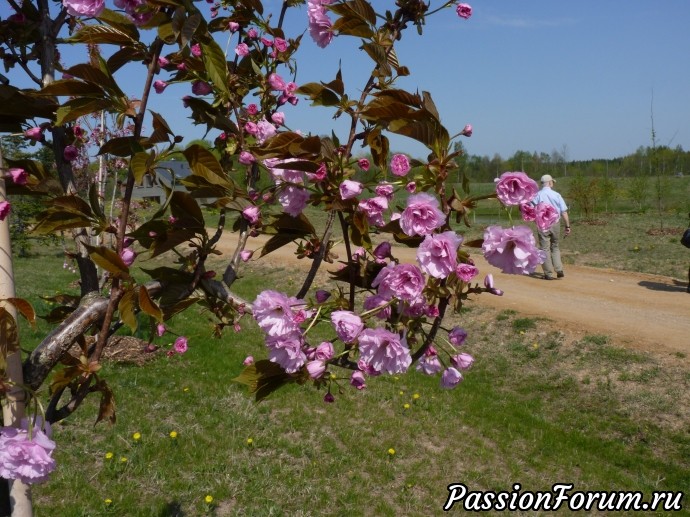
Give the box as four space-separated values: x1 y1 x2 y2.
4 1 690 162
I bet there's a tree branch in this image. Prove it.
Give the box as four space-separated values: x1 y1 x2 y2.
296 210 335 299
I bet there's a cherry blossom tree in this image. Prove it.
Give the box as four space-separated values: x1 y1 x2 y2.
0 0 545 513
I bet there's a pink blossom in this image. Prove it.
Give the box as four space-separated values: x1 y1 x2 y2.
274 38 288 52
313 341 334 361
156 323 166 337
266 331 306 373
245 104 258 116
235 43 250 56
0 202 11 221
416 346 442 375
242 205 260 225
307 0 334 48
358 158 370 171
373 241 392 261
350 371 366 390
425 304 440 318
9 168 28 185
62 0 105 17
191 81 212 96
253 290 304 337
63 145 79 162
448 326 467 346
357 328 412 375
247 28 258 39
239 151 255 165
158 56 170 67
358 196 388 227
331 310 363 344
455 263 479 283
495 171 538 206
173 336 188 354
416 231 462 279
243 355 254 366
362 294 390 319
315 290 330 303
261 37 273 47
24 127 44 142
406 182 416 193
390 153 411 177
456 3 472 19
308 163 328 182
441 367 463 389
244 121 258 135
306 360 326 379
482 225 545 275
255 119 276 144
535 202 559 231
153 80 167 94
0 418 56 484
324 392 335 403
177 62 187 71
372 263 425 303
240 250 253 262
268 73 287 91
269 112 284 126
339 180 363 200
519 202 536 222
400 192 446 237
228 21 240 32
484 274 504 296
190 43 202 57
120 248 136 266
375 183 394 201
461 124 473 137
278 185 310 217
451 352 474 370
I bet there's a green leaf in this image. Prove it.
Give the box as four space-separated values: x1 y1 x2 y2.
56 98 113 126
260 234 297 258
94 379 117 425
183 144 230 186
200 37 230 95
97 8 140 40
33 79 105 98
85 245 130 278
107 46 147 74
3 298 36 327
130 151 155 184
64 63 122 97
331 16 374 38
65 25 137 45
296 82 340 107
118 289 138 332
89 182 105 220
98 136 142 157
232 360 292 402
138 286 163 322
181 13 201 48
0 307 19 365
169 191 205 231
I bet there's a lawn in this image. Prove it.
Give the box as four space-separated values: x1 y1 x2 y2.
10 226 690 515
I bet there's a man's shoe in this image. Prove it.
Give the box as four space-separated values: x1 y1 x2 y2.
557 271 565 278
543 276 555 280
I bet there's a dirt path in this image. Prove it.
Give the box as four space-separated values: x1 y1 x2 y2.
217 232 690 360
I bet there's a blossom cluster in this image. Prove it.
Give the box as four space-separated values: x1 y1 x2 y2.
0 419 56 485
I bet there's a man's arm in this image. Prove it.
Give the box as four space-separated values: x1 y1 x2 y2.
562 210 571 234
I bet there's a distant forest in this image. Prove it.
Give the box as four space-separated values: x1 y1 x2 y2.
453 142 690 183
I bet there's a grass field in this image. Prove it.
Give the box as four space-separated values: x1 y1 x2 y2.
10 207 690 515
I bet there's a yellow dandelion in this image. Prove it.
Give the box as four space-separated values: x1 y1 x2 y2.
169 431 178 439
532 343 539 349
398 390 404 396
104 452 114 460
393 376 399 381
132 432 141 441
403 403 410 410
104 498 113 506
388 448 396 456
330 373 336 380
519 330 525 335
246 438 253 445
205 495 214 504
120 457 128 463
183 387 190 392
413 393 420 400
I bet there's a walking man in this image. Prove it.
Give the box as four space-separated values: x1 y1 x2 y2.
533 174 571 280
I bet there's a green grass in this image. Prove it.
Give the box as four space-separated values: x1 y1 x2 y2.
9 249 690 516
